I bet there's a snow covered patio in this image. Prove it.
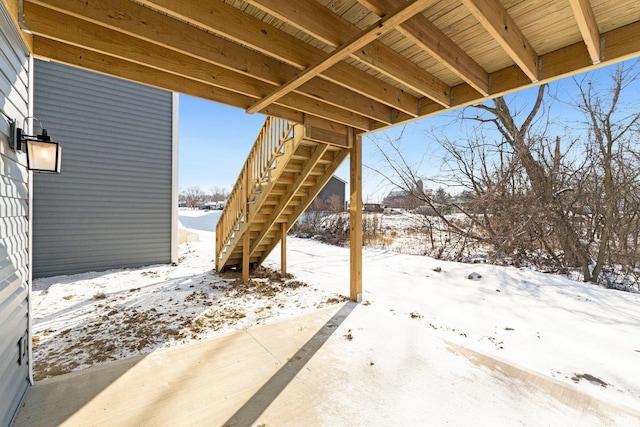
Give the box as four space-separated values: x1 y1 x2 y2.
15 300 640 426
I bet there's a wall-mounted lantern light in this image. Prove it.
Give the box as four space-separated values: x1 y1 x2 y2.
9 119 62 174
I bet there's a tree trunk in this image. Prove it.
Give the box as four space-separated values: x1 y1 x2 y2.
473 88 592 279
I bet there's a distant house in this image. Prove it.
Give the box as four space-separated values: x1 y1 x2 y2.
313 175 346 211
382 180 431 210
382 190 420 210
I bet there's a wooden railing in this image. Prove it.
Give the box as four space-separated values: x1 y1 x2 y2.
216 116 295 269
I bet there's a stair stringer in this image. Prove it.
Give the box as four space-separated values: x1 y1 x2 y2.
255 145 350 267
215 123 305 271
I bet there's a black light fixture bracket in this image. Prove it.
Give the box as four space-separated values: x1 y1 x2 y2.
8 119 50 150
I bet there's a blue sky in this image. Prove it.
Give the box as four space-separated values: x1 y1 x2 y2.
179 59 638 202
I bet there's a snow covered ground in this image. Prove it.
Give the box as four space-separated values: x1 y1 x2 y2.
31 209 640 422
31 210 345 380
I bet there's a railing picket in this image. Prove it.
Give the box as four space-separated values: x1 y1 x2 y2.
216 116 294 269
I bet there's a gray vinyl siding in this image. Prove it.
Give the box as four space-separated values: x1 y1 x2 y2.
32 60 173 278
0 5 31 426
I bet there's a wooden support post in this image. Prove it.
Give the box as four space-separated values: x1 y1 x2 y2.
349 131 363 302
281 222 287 278
242 230 250 283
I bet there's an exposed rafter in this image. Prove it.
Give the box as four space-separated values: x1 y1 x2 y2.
31 3 402 126
19 0 640 134
31 36 362 136
567 0 601 64
245 0 451 105
461 0 539 81
247 0 446 113
358 0 489 95
27 0 418 123
134 0 425 115
368 19 640 132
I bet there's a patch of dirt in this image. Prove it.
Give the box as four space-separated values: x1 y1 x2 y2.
485 335 504 349
180 307 248 338
32 266 345 382
226 279 283 298
252 265 293 281
141 271 160 278
317 295 348 308
571 373 609 388
284 280 306 289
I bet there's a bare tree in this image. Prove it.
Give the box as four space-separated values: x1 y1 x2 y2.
368 61 640 290
180 186 207 208
367 130 500 261
467 85 595 279
208 186 228 202
571 60 640 284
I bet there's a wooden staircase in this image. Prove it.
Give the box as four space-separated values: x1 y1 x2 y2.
216 116 350 274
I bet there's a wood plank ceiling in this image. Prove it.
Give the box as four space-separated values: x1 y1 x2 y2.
18 0 640 137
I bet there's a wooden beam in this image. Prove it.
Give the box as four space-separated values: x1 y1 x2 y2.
461 0 539 81
30 36 316 125
26 0 416 122
301 79 407 125
130 0 421 116
352 42 450 106
358 0 489 95
27 0 292 83
247 0 440 113
396 16 489 95
306 127 352 148
25 4 372 130
24 2 399 127
350 131 363 303
567 0 601 64
367 19 640 133
322 65 419 117
243 0 345 47
245 0 450 106
282 92 371 130
24 3 266 96
242 230 250 283
305 115 350 137
280 223 287 278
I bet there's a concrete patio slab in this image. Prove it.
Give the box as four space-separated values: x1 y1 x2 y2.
15 302 640 426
